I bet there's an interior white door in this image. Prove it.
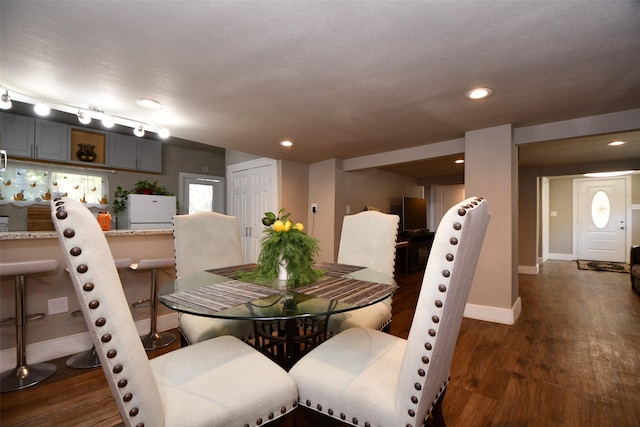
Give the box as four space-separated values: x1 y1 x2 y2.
228 159 278 263
433 184 465 230
576 178 626 262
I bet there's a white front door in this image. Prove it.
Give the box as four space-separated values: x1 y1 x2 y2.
576 178 627 262
227 158 278 263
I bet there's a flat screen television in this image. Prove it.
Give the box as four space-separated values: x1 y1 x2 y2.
402 196 427 232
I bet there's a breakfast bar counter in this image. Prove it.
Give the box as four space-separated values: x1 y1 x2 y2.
0 228 177 372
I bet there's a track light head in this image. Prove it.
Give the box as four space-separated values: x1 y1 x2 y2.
0 90 12 110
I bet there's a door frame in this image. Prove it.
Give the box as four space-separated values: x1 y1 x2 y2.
572 175 631 263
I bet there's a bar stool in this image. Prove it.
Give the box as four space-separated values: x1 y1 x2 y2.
130 258 176 350
0 259 58 392
65 258 133 369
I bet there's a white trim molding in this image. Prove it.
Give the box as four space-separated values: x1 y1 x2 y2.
518 264 539 275
0 313 178 372
464 297 522 325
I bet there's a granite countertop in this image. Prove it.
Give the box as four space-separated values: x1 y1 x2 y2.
0 229 173 240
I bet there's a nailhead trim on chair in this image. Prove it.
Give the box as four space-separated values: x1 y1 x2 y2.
404 199 480 426
55 198 142 426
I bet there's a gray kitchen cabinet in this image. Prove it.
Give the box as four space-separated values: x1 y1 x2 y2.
35 119 69 160
136 138 162 173
1 112 35 158
107 133 138 170
0 113 68 161
107 133 162 173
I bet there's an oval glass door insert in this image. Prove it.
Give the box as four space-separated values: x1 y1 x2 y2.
591 190 611 229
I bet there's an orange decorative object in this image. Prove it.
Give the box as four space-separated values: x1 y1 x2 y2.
97 212 112 231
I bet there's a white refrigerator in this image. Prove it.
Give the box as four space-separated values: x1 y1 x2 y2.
124 194 176 229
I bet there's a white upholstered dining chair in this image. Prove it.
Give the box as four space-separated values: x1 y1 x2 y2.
173 211 254 345
51 197 298 427
290 197 490 427
327 209 400 335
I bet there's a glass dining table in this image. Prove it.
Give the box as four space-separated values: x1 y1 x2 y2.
158 262 397 369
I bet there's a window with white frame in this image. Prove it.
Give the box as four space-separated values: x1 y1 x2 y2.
0 160 110 207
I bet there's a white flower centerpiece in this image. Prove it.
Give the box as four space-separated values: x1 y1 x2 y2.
241 208 324 288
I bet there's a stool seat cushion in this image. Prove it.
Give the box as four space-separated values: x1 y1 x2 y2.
1 259 58 277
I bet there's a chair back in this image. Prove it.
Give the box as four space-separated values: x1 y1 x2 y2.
173 211 244 279
337 210 400 277
396 197 490 425
51 197 164 427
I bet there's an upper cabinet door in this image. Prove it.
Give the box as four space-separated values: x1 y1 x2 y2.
137 138 162 173
107 133 138 170
0 113 35 158
35 119 69 161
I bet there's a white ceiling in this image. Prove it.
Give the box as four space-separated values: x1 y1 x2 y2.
1 1 639 178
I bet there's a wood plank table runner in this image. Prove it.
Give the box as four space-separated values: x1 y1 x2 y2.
162 279 280 312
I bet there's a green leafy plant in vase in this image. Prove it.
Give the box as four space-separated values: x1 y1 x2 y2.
241 208 324 288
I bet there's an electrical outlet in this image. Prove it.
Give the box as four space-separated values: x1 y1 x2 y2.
48 297 68 315
311 203 318 214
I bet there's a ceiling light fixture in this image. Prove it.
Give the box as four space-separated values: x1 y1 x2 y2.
607 140 626 146
101 115 115 128
0 90 12 109
133 124 145 137
77 110 92 125
465 87 493 100
136 98 162 110
158 128 170 139
34 102 50 116
0 86 171 139
454 159 465 164
280 140 294 148
584 170 633 178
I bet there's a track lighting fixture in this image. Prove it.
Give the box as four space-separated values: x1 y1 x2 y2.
158 128 170 139
0 86 171 139
101 115 115 128
133 124 145 137
77 110 92 125
0 90 12 109
34 103 51 116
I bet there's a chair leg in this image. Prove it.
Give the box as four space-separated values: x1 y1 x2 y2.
427 387 447 427
140 268 176 350
0 274 57 392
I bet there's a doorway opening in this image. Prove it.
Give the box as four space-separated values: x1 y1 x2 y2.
178 172 225 214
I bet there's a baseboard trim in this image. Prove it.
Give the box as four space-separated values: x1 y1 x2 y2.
547 253 575 261
0 313 179 372
464 297 522 325
518 264 539 275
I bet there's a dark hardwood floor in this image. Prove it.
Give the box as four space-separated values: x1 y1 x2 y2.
1 260 639 426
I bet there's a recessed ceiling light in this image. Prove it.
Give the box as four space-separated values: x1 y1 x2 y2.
136 98 162 110
454 159 465 164
607 140 626 146
280 140 294 148
465 87 493 100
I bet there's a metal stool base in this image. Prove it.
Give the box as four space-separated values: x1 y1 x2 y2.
1 363 57 392
141 330 176 350
66 346 101 369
